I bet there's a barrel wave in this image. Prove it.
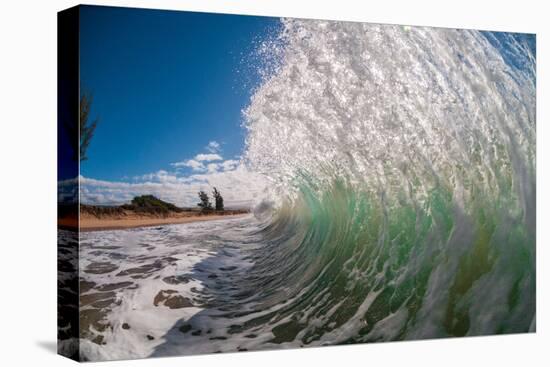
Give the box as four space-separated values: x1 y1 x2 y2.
76 19 536 360
240 19 536 343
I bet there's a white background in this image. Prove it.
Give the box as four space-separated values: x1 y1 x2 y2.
0 0 548 365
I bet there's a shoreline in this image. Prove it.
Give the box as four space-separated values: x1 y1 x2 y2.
60 213 250 232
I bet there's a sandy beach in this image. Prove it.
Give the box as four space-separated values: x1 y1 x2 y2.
80 213 249 231
70 212 249 232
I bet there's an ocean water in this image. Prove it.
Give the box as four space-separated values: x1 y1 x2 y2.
77 217 265 360
76 19 535 361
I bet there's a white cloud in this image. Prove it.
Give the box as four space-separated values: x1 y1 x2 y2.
135 170 174 182
206 141 221 153
79 163 269 209
206 163 219 173
171 153 223 171
184 159 205 170
206 159 239 173
221 159 239 171
100 145 265 208
194 153 222 162
172 159 205 172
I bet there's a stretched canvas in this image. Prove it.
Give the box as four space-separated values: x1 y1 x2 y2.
58 5 536 362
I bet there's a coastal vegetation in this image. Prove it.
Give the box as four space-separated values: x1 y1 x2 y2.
197 191 213 211
122 195 183 214
197 188 225 212
80 193 245 222
213 187 224 211
79 91 99 162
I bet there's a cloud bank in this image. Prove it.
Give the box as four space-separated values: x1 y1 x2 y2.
77 143 269 208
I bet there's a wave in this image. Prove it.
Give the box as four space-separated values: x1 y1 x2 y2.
239 19 536 340
75 19 536 361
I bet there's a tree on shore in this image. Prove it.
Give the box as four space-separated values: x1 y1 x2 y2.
213 187 224 211
79 91 99 162
63 90 99 162
197 190 213 211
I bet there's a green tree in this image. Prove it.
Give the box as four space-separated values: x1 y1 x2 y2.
79 92 99 162
197 191 213 211
212 187 224 211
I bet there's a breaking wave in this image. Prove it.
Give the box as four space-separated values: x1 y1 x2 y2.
76 19 536 361
240 19 536 340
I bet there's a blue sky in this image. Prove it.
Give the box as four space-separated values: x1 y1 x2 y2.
80 5 278 181
77 6 278 207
